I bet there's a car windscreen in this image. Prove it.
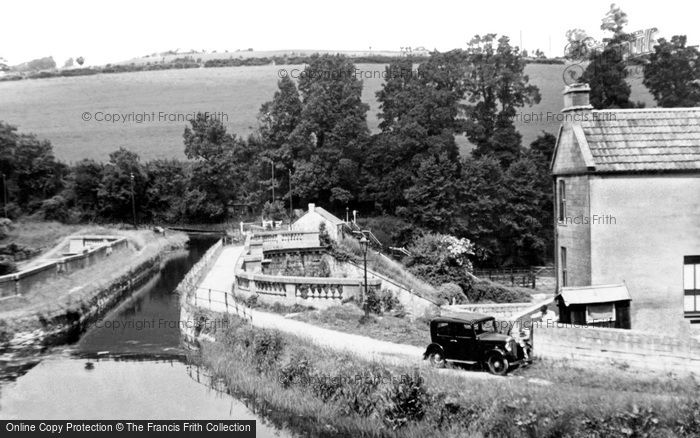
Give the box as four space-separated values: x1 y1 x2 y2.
475 319 498 334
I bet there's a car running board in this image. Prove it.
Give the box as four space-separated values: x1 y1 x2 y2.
446 359 478 365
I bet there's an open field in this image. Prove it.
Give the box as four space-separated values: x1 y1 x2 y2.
0 63 655 162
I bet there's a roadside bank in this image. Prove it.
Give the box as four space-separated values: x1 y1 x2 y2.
0 231 188 354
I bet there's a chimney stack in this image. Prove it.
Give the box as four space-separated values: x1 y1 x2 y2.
308 203 315 212
562 83 593 113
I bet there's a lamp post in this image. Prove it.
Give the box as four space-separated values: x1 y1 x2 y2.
360 235 369 317
130 172 137 229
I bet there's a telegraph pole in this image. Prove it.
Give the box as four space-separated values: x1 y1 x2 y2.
130 172 137 229
288 169 293 230
271 160 275 202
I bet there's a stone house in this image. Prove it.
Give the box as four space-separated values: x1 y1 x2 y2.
291 203 346 241
551 83 700 333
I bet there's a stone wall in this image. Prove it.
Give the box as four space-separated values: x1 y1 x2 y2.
263 249 330 277
0 237 129 298
535 324 700 375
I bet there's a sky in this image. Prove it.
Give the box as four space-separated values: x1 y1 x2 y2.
1 0 697 66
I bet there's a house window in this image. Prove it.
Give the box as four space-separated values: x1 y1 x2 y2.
684 256 700 314
558 180 567 222
561 247 568 287
587 303 616 323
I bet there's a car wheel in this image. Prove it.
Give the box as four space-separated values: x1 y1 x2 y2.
429 351 446 368
486 353 509 376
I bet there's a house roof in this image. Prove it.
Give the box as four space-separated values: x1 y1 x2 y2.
312 206 345 226
576 108 700 172
557 284 631 305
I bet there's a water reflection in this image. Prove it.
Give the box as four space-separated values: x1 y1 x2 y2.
0 236 293 437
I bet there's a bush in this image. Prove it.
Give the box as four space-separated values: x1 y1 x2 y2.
466 279 531 303
335 364 387 416
0 218 12 239
379 289 401 313
364 287 382 314
278 352 313 388
0 255 16 275
39 195 69 222
437 282 467 305
252 329 284 370
380 371 429 429
245 294 259 308
319 222 332 246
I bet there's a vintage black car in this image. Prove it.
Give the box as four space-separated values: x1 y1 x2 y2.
423 313 529 375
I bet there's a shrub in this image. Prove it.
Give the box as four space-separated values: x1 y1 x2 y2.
437 282 467 305
318 222 332 246
39 195 69 222
262 200 286 221
0 255 16 275
252 329 284 370
0 218 12 239
310 371 345 402
364 287 382 314
278 352 313 388
245 294 259 308
380 371 429 429
379 289 401 313
466 279 531 303
335 364 387 417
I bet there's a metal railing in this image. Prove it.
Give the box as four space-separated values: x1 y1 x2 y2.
191 286 253 321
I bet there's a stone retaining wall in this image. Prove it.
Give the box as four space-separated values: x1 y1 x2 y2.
0 237 129 298
534 324 700 375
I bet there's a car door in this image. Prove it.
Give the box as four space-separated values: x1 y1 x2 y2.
434 322 458 359
451 323 478 362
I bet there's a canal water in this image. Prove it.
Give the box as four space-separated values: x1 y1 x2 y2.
0 237 293 437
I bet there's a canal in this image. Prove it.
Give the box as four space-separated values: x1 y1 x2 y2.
0 237 293 437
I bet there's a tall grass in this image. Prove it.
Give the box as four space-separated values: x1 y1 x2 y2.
195 311 700 438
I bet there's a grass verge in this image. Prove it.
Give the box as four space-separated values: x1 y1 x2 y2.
195 310 700 438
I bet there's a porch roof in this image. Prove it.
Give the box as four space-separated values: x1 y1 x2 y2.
558 283 631 305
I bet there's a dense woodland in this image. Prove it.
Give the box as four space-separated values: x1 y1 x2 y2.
1 6 699 269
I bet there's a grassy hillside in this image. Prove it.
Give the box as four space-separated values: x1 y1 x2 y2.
0 63 655 162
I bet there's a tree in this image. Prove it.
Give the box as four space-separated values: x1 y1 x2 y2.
97 148 146 221
465 34 541 167
68 159 103 215
366 52 466 212
404 233 474 291
0 122 65 210
500 156 551 265
644 36 700 107
76 56 85 66
399 153 460 233
458 155 507 265
286 54 371 206
578 4 640 109
183 113 247 221
145 159 189 222
258 77 303 202
600 3 628 35
63 58 74 68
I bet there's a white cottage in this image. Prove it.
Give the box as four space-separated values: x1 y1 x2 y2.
291 203 345 241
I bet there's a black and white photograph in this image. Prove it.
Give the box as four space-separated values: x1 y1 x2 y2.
1 1 699 436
